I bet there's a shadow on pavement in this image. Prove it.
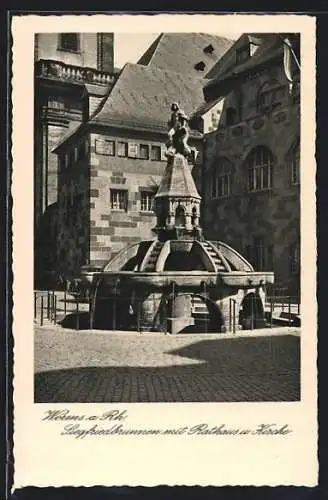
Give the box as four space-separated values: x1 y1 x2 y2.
35 335 300 403
59 312 91 329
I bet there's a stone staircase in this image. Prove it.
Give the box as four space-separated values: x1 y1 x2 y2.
201 241 226 272
191 295 210 330
143 242 164 272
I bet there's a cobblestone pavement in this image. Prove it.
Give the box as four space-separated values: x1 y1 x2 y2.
34 325 300 403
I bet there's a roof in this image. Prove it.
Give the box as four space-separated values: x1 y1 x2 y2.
203 34 285 102
155 153 201 200
89 62 206 134
138 33 233 77
51 120 81 153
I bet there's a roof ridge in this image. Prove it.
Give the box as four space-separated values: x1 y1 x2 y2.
150 32 165 64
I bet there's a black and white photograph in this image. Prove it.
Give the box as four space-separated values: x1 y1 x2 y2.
32 30 303 404
11 13 317 489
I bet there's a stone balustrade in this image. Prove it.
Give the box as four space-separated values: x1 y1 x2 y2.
36 59 115 86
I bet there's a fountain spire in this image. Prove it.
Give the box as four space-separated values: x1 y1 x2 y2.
154 103 202 241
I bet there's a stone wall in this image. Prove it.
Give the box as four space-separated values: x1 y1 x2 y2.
56 137 91 278
53 128 203 278
198 62 300 294
88 131 167 268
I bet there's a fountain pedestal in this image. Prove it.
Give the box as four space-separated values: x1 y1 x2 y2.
167 294 194 334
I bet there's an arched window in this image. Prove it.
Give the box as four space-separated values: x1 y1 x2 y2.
246 146 273 192
226 107 237 126
257 80 286 112
191 206 198 226
175 206 185 227
58 33 80 53
212 158 232 198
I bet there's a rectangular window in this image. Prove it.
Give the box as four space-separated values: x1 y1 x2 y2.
69 149 75 166
251 238 273 271
58 33 80 53
117 142 128 157
74 146 78 162
64 154 69 168
151 145 161 161
128 142 138 158
95 139 115 156
139 144 149 160
140 191 154 212
110 189 127 211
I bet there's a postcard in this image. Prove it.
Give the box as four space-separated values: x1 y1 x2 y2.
11 13 317 488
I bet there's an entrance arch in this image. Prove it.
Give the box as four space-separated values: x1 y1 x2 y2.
239 292 265 330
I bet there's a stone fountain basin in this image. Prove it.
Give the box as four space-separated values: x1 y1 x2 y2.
81 270 274 289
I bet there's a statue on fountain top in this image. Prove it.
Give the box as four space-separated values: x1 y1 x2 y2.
166 103 198 163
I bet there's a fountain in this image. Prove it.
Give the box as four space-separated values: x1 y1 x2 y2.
81 104 274 333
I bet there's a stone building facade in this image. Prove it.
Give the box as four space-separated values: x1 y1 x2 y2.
34 32 233 286
197 34 300 296
34 32 115 285
53 62 205 278
54 128 203 278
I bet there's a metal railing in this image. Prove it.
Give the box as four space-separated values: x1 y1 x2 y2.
34 288 300 333
266 295 301 327
34 290 92 330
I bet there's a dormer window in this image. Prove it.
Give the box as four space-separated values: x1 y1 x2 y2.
195 61 206 71
236 45 250 64
204 44 214 54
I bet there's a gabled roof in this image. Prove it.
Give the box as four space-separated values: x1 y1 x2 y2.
203 34 286 102
138 33 233 77
204 33 266 80
155 153 201 200
89 62 206 134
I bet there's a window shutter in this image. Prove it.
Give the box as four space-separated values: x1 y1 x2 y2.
128 142 138 158
161 146 167 161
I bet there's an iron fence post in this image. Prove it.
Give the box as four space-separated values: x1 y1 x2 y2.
137 300 140 333
76 299 79 330
47 291 50 319
64 290 67 315
40 296 44 326
54 294 57 324
89 297 92 330
112 297 116 331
